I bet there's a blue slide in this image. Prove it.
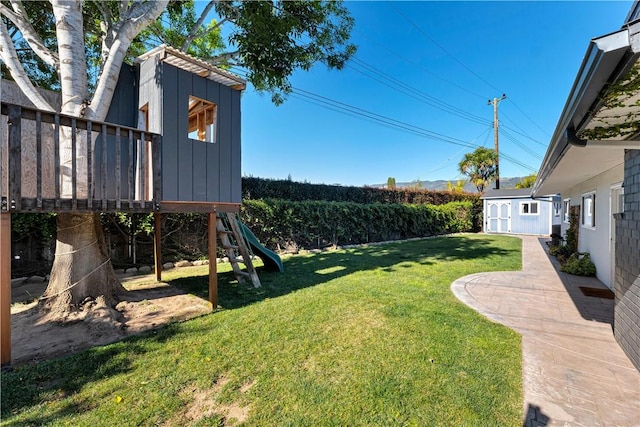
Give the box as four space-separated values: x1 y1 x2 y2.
238 222 284 273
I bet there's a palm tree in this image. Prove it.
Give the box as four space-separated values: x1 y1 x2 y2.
458 148 497 192
515 174 537 189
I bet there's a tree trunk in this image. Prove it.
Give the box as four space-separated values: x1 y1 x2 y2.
39 212 126 318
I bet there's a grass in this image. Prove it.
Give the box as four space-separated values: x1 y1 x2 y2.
1 234 523 426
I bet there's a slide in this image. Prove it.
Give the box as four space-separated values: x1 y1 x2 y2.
238 222 284 273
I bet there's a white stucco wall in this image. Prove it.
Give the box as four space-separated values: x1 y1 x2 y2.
560 164 624 288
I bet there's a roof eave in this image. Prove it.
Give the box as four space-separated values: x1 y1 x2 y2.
532 26 637 197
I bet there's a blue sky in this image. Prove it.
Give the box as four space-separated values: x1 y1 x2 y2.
235 1 633 186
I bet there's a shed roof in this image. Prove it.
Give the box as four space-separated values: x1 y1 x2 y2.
482 188 537 200
136 45 246 90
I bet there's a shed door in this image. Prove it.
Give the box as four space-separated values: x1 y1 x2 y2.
487 201 511 233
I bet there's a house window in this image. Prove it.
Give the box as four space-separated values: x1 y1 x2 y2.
553 202 561 217
188 96 217 143
581 192 596 228
563 198 570 223
520 201 539 215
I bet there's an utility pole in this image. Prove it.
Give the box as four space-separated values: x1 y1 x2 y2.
488 94 507 189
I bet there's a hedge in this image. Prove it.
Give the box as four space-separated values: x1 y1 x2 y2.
241 199 476 251
242 177 479 205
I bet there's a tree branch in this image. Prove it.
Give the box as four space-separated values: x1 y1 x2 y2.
181 0 216 52
88 0 168 121
0 1 59 69
0 19 54 111
52 0 87 115
207 50 239 65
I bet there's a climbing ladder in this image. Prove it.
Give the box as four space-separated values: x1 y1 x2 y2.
216 213 261 288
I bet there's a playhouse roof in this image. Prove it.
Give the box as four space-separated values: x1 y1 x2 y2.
136 45 246 90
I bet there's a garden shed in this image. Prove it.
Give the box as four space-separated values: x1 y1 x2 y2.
482 189 561 235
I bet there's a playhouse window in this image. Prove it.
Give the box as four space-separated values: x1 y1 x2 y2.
563 198 570 223
520 201 539 215
582 192 596 228
553 202 561 217
188 96 217 143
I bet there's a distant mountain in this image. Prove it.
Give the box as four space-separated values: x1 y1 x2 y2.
373 177 527 193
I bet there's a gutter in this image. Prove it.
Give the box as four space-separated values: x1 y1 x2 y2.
532 23 640 197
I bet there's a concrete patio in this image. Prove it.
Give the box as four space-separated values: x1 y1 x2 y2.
451 235 640 427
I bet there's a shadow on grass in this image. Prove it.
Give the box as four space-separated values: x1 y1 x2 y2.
0 323 182 424
171 234 518 310
1 234 518 423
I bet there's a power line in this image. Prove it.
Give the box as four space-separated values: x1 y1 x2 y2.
386 1 502 95
352 28 490 101
347 57 492 126
231 67 538 173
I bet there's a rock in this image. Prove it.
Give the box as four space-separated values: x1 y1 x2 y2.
175 260 193 268
27 275 47 283
11 277 27 286
162 262 175 270
124 267 138 274
138 265 152 273
114 269 125 274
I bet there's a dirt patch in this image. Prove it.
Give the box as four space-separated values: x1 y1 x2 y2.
162 376 250 426
10 273 212 366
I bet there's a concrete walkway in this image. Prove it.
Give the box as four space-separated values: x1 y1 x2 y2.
451 235 640 427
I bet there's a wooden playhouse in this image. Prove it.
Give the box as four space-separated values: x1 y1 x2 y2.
1 46 280 365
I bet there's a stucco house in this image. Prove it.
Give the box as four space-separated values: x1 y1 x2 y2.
532 4 640 369
482 189 561 236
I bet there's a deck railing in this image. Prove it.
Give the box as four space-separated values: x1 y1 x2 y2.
1 102 161 213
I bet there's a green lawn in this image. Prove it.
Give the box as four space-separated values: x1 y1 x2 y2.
1 234 523 426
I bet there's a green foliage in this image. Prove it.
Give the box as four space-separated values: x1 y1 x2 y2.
515 174 537 189
565 207 579 254
242 177 480 206
220 0 356 104
560 252 597 276
6 1 355 105
139 1 224 59
0 2 59 89
387 177 396 189
241 199 477 250
549 243 572 263
447 179 467 193
458 147 497 192
10 214 56 240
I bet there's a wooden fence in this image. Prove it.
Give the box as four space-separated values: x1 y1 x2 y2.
1 102 161 213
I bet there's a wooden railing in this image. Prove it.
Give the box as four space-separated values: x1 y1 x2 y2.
1 102 161 213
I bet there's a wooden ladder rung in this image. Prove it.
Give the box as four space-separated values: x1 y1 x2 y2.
222 244 239 250
236 271 250 277
228 256 245 264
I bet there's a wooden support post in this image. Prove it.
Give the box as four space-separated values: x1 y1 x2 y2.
1 213 12 366
208 212 218 308
154 212 162 282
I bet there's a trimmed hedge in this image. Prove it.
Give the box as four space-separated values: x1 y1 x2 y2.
241 199 476 251
242 177 479 205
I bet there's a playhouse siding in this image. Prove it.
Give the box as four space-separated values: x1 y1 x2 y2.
102 65 139 200
154 62 241 203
